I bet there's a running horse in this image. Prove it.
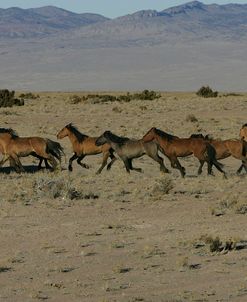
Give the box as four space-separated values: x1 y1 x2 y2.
57 123 116 174
0 128 63 172
95 130 169 173
190 134 247 174
142 127 226 177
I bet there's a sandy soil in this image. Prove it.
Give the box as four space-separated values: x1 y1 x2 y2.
0 92 247 302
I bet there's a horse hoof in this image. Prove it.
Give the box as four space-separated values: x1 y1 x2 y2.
68 166 73 172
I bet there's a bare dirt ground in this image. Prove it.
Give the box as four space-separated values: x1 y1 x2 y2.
0 92 247 302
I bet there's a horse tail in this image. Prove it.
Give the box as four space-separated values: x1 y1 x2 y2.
242 139 247 156
205 142 226 176
46 139 65 164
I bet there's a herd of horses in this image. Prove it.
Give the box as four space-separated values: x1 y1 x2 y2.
0 123 247 178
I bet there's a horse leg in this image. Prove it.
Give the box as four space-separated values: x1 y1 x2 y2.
4 156 21 172
198 160 205 175
107 150 117 170
128 158 142 173
0 154 10 167
68 153 77 171
35 157 51 170
237 163 244 174
77 155 89 169
10 154 25 173
170 156 186 177
122 157 131 173
211 160 227 178
147 152 170 173
96 152 109 174
237 158 247 174
46 155 58 171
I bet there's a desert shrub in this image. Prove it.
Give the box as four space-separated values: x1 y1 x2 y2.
198 235 247 253
134 89 161 100
196 86 218 98
34 177 98 200
0 89 24 107
69 95 84 104
150 177 173 197
69 90 161 104
185 114 198 122
19 92 39 99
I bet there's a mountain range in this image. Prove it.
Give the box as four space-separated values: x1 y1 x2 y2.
1 1 247 43
0 1 247 91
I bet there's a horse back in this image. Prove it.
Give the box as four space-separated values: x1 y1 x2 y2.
78 137 111 155
8 136 46 154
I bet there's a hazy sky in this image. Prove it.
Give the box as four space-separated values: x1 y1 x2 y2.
0 1 246 17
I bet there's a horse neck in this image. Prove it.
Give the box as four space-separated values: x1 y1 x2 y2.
142 131 155 143
155 133 171 147
67 131 81 149
106 140 121 151
0 133 12 147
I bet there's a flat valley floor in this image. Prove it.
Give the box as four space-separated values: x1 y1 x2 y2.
1 92 247 302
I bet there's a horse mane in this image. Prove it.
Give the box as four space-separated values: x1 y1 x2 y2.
154 128 176 142
190 133 214 140
105 131 130 145
190 133 205 139
0 128 19 138
66 124 88 143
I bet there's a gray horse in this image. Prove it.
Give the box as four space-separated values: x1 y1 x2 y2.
95 131 169 173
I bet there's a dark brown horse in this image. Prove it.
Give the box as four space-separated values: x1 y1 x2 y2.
95 130 169 173
142 127 226 177
190 134 247 174
0 128 63 172
57 124 116 174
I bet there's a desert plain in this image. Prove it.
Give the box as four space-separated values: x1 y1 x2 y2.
0 91 247 302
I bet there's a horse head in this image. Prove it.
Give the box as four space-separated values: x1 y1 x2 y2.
57 124 71 139
240 124 247 141
95 131 109 146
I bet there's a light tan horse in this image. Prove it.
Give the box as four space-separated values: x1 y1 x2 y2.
57 123 116 174
240 123 247 141
0 128 63 172
142 127 226 177
190 134 247 174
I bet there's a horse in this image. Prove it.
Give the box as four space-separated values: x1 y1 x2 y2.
0 128 63 172
56 123 116 174
240 123 247 141
142 127 226 178
95 130 169 173
190 133 247 174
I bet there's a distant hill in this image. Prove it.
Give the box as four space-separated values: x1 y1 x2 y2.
0 1 247 42
0 6 109 38
67 1 247 46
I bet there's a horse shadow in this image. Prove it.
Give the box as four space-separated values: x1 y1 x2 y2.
0 165 52 174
